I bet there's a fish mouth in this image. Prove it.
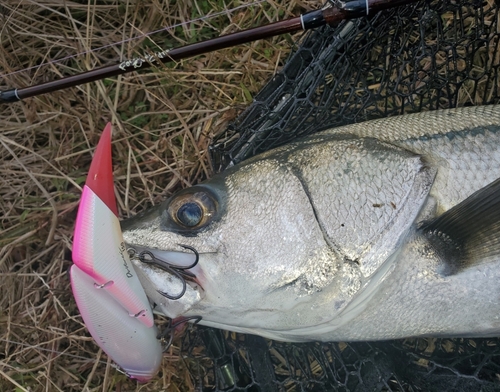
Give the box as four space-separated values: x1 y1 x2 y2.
127 244 203 300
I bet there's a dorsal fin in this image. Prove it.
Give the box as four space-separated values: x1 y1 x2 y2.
421 178 500 275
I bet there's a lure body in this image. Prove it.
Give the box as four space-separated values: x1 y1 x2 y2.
70 123 162 381
72 184 154 327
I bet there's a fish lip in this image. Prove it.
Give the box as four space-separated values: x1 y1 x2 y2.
127 243 205 294
129 247 208 319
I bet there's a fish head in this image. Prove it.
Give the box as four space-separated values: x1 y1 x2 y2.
122 154 342 337
122 133 436 341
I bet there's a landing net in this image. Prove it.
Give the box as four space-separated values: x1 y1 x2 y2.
186 0 500 390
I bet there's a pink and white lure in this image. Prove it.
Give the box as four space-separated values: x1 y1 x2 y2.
69 123 162 382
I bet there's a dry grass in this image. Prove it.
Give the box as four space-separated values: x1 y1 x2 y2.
0 1 321 390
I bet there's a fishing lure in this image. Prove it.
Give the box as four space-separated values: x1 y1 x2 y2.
69 123 162 382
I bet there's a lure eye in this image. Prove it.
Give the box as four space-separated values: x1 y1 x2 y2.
167 190 217 231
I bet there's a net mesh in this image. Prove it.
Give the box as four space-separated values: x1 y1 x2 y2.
181 0 500 390
211 0 500 169
182 331 500 391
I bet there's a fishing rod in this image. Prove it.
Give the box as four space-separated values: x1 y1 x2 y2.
0 0 417 104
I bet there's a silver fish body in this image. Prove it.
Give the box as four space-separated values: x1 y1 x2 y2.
122 105 500 342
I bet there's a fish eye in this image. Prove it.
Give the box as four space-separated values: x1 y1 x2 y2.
176 202 202 227
167 190 217 231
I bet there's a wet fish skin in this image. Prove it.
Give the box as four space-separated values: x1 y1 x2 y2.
122 105 500 342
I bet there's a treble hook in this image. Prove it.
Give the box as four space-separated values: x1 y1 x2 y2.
128 245 199 300
157 315 202 352
174 244 200 270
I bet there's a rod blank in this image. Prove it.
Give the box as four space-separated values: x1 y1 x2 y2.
0 0 417 104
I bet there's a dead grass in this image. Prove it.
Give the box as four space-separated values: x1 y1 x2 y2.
0 1 321 390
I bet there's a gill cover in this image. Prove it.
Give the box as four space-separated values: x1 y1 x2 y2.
70 123 162 381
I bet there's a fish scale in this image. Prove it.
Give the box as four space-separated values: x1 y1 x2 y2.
330 107 500 211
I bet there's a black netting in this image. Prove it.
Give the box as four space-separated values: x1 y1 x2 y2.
210 0 500 170
180 0 500 391
181 329 500 391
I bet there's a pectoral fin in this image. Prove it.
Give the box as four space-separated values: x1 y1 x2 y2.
421 178 500 275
